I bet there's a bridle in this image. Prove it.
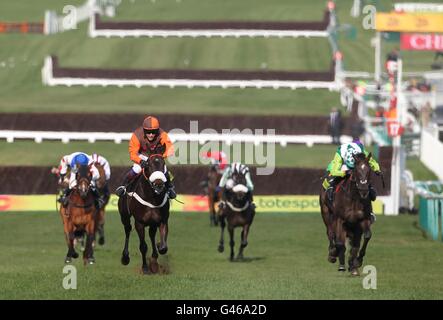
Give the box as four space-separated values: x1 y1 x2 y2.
142 153 167 195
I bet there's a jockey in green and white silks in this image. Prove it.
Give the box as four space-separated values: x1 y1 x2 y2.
323 139 381 205
218 162 255 209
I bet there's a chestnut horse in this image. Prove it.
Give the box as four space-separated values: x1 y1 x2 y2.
118 154 170 274
59 164 97 265
319 153 374 276
218 169 255 261
207 165 222 226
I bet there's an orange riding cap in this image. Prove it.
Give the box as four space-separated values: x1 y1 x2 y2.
142 116 160 130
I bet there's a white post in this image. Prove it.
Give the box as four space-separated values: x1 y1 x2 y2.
389 59 403 216
374 31 381 82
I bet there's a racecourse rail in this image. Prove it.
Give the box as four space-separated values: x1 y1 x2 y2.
0 130 353 146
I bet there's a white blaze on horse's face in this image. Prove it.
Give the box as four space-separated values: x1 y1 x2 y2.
359 164 368 184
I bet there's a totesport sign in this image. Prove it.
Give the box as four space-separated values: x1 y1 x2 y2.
401 33 443 51
376 12 443 33
0 195 384 214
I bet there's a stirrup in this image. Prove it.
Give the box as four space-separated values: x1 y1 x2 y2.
115 186 126 197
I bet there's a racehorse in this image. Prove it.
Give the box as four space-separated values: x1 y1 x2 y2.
118 154 170 274
319 153 374 276
207 164 222 226
59 164 97 265
94 163 110 245
218 169 255 261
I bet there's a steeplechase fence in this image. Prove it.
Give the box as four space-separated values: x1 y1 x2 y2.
419 196 443 242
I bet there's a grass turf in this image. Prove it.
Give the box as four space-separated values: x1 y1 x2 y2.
0 211 441 299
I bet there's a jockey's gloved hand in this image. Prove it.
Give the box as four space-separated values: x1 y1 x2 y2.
58 174 65 184
375 170 382 176
140 160 148 169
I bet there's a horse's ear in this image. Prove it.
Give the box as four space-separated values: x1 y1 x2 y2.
367 152 372 162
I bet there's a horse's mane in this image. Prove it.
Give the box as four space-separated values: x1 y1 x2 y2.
353 152 367 163
78 164 89 178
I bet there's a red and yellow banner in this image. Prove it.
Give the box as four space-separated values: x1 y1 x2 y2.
376 12 443 32
0 195 384 214
401 33 443 50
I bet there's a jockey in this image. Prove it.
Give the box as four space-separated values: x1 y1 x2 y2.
323 139 381 222
218 162 255 209
57 152 101 207
115 116 176 199
90 153 111 204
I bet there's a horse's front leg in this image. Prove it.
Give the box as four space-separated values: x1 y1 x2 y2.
135 221 149 275
149 226 159 274
119 202 132 266
97 208 105 245
228 225 235 261
327 213 337 263
335 218 346 272
218 214 226 253
157 222 168 255
357 220 372 268
84 218 96 265
348 228 362 276
237 223 250 260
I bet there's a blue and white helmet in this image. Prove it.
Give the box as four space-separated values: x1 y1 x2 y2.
340 143 363 169
71 153 89 167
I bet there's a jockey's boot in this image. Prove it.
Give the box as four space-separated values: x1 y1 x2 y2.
326 177 338 203
58 188 72 207
364 201 376 224
115 169 138 197
165 171 177 199
369 184 377 201
91 187 105 209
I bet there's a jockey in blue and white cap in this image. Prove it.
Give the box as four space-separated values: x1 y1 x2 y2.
57 152 100 207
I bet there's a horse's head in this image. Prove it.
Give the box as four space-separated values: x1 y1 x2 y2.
76 164 92 199
351 152 372 199
230 169 248 201
144 154 167 195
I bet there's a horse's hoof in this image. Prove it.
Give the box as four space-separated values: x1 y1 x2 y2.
328 256 337 264
88 258 95 265
121 255 130 266
65 257 72 264
338 265 346 272
72 251 79 259
141 267 149 275
350 269 360 276
157 243 168 255
218 245 224 253
98 237 105 246
236 255 244 261
150 262 159 274
230 255 234 262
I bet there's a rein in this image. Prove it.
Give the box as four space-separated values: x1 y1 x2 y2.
223 200 250 212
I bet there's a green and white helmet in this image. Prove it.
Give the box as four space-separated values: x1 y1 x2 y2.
339 142 363 168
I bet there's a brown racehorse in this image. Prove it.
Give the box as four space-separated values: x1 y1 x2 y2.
319 153 374 276
118 154 170 274
94 163 110 245
59 164 97 265
207 164 222 226
218 170 255 261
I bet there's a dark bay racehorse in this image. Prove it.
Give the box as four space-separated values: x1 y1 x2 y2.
218 170 255 261
118 154 170 274
319 153 374 276
59 164 97 265
207 165 222 226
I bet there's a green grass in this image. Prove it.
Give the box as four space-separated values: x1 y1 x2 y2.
406 157 439 181
0 140 339 168
110 0 327 22
0 1 339 115
0 211 442 299
0 0 84 21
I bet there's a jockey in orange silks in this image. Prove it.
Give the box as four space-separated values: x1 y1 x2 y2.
115 116 176 199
